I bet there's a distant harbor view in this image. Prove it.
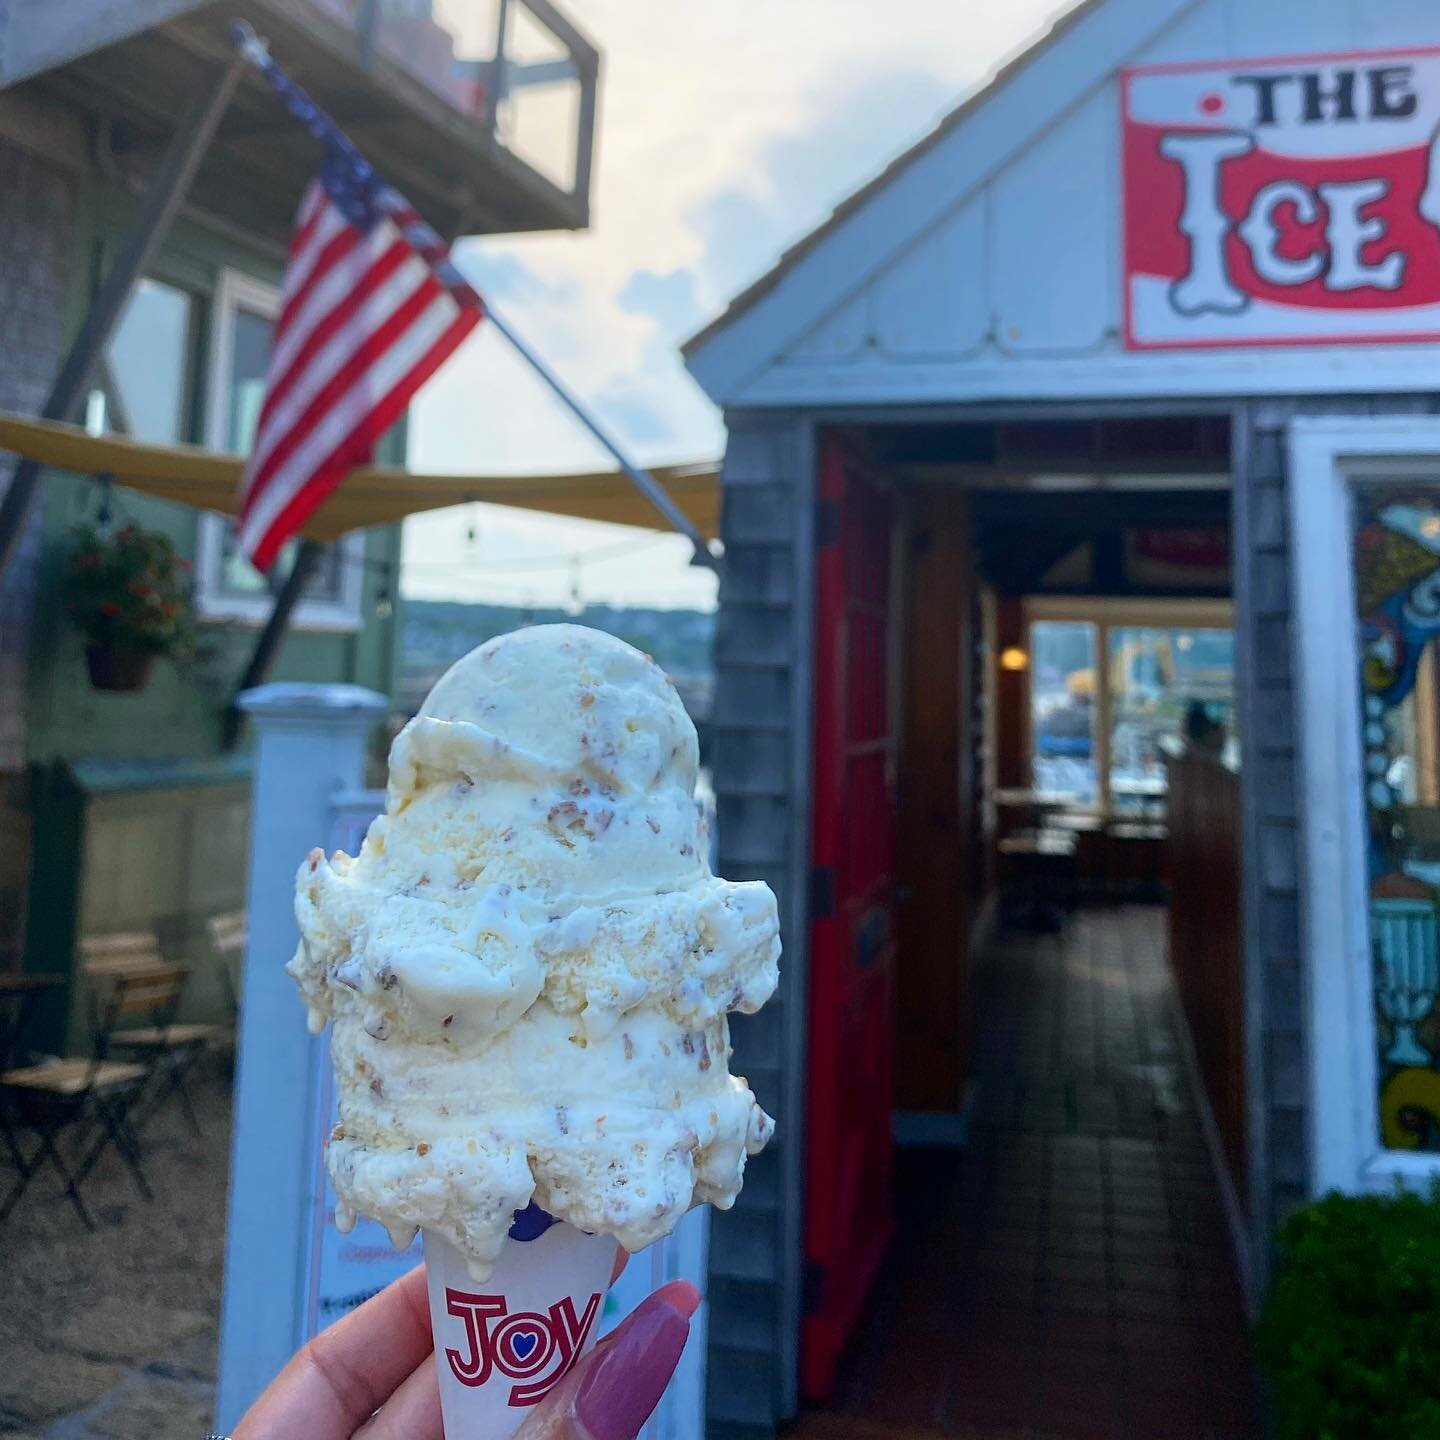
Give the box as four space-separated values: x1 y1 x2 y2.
398 599 716 726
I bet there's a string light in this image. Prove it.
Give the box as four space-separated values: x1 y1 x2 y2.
76 473 712 604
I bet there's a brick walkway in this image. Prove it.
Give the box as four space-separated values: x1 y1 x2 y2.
792 906 1257 1440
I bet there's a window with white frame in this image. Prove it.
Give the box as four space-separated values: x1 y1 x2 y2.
1352 484 1440 1154
195 269 365 629
1290 418 1440 1196
86 277 199 444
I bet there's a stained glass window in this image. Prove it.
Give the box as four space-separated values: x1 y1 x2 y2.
1356 491 1440 1152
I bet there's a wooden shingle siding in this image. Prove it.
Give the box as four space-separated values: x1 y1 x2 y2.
707 1347 784 1429
707 412 815 1437
0 136 73 772
716 606 793 667
712 669 792 730
1236 394 1440 1259
711 731 790 796
1234 402 1296 1262
721 545 795 606
707 1275 782 1349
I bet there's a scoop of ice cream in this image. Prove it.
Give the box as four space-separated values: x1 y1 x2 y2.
289 624 779 1276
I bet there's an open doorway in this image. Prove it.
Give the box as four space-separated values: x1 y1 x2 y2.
793 420 1255 1438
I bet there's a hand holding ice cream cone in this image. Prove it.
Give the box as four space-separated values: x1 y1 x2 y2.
282 624 780 1435
231 1263 701 1440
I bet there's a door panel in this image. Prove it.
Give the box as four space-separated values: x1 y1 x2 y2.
802 435 897 1400
895 490 975 1111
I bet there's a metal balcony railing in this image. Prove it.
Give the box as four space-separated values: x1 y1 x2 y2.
313 0 598 205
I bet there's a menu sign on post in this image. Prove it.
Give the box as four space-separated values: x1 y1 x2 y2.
1123 46 1440 349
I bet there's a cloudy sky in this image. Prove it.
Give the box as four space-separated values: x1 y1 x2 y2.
403 0 1070 609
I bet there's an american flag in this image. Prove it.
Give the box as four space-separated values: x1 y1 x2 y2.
236 39 482 570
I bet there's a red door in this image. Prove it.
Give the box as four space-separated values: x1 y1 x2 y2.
802 434 897 1399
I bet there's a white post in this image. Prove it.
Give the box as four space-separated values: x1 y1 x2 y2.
215 683 388 1431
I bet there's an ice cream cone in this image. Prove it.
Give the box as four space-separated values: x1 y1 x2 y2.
424 1205 616 1438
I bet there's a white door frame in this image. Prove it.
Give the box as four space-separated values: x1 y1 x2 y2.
1289 415 1440 1196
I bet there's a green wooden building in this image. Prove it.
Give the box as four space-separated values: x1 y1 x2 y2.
0 0 599 1047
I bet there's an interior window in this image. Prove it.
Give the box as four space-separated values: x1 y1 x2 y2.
87 278 196 443
1030 620 1098 805
1355 490 1440 1152
196 271 361 626
1108 627 1235 814
212 298 346 605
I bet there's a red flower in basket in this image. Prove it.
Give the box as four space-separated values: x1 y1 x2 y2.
60 524 196 692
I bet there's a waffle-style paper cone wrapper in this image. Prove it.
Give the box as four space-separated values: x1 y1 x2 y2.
424 1219 617 1438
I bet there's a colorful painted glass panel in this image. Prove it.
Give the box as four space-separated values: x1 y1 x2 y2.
1356 492 1440 1152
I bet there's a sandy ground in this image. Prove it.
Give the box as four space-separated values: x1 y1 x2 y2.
0 1054 231 1438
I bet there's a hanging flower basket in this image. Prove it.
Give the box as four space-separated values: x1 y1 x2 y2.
84 644 156 693
60 525 195 694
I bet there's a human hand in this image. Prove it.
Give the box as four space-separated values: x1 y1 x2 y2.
514 1278 699 1439
231 1261 699 1440
232 1266 441 1440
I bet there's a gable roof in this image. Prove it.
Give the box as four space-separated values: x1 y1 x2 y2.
682 0 1100 361
682 0 1199 403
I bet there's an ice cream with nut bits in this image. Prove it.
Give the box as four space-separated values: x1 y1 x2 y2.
288 623 779 1277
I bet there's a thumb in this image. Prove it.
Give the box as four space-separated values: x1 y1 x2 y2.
514 1281 700 1440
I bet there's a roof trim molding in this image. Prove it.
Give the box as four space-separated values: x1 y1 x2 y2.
683 0 1201 405
0 0 207 86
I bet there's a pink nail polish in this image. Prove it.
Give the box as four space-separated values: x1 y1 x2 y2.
575 1292 691 1440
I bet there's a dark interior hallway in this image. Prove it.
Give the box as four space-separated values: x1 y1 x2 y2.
790 906 1256 1440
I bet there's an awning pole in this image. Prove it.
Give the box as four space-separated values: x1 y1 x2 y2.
483 302 721 571
0 50 248 579
221 538 326 750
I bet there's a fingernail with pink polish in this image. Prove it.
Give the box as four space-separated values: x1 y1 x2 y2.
575 1291 691 1440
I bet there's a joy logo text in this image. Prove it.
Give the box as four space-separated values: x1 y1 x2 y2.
442 1287 602 1407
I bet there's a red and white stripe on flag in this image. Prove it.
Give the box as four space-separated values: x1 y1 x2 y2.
235 179 482 571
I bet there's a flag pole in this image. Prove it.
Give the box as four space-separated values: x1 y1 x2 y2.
221 538 326 750
226 23 717 573
480 302 720 572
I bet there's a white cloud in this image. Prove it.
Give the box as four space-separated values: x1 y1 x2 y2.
404 0 1072 607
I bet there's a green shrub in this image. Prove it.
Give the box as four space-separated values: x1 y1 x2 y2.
1257 1186 1440 1440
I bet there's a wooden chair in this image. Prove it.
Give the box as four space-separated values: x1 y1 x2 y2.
206 910 247 1023
0 888 23 972
0 967 175 1229
78 931 167 979
0 982 38 1179
0 974 66 1178
81 933 221 1136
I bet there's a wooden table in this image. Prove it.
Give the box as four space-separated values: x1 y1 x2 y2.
992 788 1074 810
992 788 1075 839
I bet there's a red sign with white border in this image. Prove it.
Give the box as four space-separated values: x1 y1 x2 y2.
1123 46 1440 350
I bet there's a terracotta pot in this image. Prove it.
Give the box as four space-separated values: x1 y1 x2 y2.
85 644 156 693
